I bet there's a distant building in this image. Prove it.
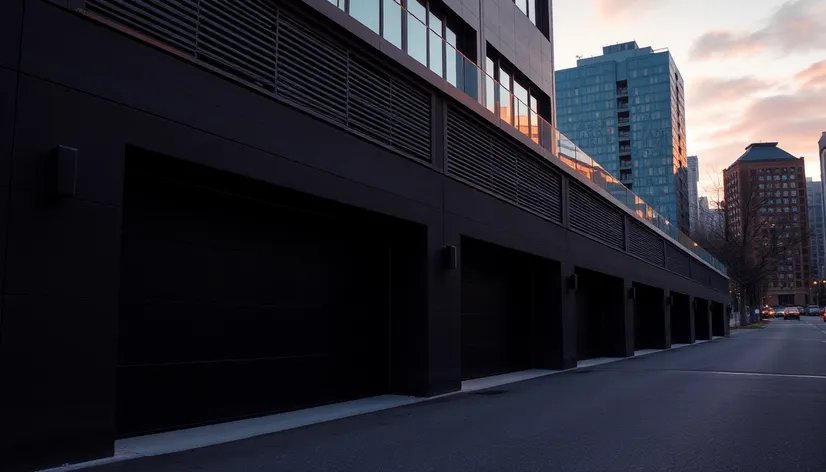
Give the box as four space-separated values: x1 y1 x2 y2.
555 41 690 234
724 142 810 306
806 178 825 297
698 196 722 234
688 156 699 233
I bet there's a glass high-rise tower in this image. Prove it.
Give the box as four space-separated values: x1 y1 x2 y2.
555 41 689 233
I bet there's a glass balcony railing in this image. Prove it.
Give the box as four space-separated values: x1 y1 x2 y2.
383 0 727 275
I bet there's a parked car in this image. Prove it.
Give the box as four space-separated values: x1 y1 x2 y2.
807 305 821 316
783 307 801 320
761 307 775 318
822 307 826 323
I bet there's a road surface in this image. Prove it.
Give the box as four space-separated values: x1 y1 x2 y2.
90 318 826 472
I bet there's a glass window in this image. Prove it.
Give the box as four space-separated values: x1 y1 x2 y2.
428 12 444 77
499 68 513 124
485 57 496 114
407 1 428 66
350 0 380 34
445 26 458 87
515 0 528 15
382 0 403 48
514 81 529 136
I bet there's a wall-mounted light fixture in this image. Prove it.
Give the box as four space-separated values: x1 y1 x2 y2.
442 245 458 270
53 145 78 197
567 273 578 291
666 295 674 306
628 286 636 300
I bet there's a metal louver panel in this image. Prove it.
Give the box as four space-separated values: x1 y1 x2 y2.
666 244 690 277
86 0 199 54
85 1 431 163
446 107 561 223
391 79 432 161
348 56 393 144
629 221 665 266
516 156 562 222
197 0 277 88
276 13 348 124
569 182 625 250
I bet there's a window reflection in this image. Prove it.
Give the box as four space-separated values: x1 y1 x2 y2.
407 1 428 66
445 27 458 87
499 69 512 125
429 12 443 77
485 57 497 114
382 0 403 48
350 0 380 34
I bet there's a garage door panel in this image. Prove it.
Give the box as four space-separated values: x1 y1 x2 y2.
118 158 393 436
118 302 330 366
117 354 333 436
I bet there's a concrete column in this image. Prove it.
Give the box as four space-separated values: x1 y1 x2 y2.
663 290 673 349
687 296 697 344
620 279 635 357
556 262 578 369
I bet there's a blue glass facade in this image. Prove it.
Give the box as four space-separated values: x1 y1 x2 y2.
555 42 689 233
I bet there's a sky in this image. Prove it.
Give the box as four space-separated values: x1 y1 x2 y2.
552 0 826 200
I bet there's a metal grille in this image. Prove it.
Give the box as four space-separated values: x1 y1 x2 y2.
690 260 710 286
276 13 348 123
197 0 277 88
569 182 625 250
391 79 432 161
446 107 562 223
85 1 431 162
86 0 199 54
666 244 690 278
349 56 393 143
629 220 664 267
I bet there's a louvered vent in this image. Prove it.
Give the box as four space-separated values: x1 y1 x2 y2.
197 0 277 88
87 1 431 162
690 260 709 286
446 107 562 223
277 13 348 124
86 0 199 54
629 221 664 266
569 182 625 250
391 79 432 161
666 244 690 277
349 56 393 143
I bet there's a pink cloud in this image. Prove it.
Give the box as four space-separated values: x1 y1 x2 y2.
794 60 826 88
688 77 776 107
690 0 826 60
594 0 664 19
693 60 826 191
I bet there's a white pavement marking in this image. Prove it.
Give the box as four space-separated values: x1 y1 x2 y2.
678 370 826 380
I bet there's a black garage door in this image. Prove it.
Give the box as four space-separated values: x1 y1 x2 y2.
461 238 534 380
117 155 392 436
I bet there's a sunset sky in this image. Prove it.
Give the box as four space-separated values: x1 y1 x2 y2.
553 0 826 200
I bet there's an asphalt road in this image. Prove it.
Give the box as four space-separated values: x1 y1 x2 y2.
90 318 826 472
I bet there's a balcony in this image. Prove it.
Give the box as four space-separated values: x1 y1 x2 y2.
619 131 631 140
618 118 630 126
617 87 628 96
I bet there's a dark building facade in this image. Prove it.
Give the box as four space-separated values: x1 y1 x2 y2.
0 1 728 470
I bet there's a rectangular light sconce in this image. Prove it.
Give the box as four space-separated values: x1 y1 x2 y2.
568 273 578 291
54 145 78 197
442 245 457 270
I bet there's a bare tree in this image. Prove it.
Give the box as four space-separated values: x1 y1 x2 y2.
697 171 811 326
